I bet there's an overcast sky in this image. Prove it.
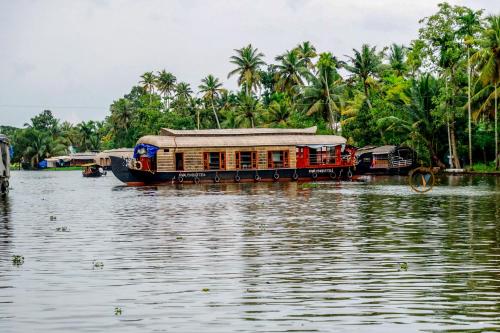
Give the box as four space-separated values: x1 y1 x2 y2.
1 0 499 127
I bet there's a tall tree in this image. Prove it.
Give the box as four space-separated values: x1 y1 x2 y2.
156 70 177 110
457 7 483 167
234 92 262 128
344 44 382 109
388 44 407 76
228 44 266 95
139 71 156 105
301 52 344 132
472 15 500 169
295 41 317 70
274 50 308 97
198 75 224 129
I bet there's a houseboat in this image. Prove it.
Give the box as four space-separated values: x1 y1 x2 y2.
0 134 11 195
110 127 357 185
356 145 416 175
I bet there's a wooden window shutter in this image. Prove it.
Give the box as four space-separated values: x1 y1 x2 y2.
235 152 240 169
220 152 226 169
203 152 208 170
268 151 272 168
252 151 257 169
284 150 289 167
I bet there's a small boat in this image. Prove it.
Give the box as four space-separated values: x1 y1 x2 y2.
0 134 10 195
110 126 357 185
355 145 417 175
82 163 105 178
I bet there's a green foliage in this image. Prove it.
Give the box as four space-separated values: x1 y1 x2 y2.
3 3 499 168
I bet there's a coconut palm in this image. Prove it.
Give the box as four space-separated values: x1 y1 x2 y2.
457 7 483 167
471 15 500 169
198 75 224 129
228 44 266 95
388 44 407 76
174 82 193 115
234 92 262 128
139 71 156 104
274 50 308 97
110 98 134 131
301 52 344 132
266 98 293 126
156 70 177 110
295 41 317 70
344 44 383 109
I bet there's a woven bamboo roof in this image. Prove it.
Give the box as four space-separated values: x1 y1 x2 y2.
138 134 346 148
159 126 318 136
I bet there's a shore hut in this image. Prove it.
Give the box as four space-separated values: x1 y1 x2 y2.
70 152 97 166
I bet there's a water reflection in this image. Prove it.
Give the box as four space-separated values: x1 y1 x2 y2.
0 171 499 332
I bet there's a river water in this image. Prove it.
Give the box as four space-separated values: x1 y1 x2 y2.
0 171 499 332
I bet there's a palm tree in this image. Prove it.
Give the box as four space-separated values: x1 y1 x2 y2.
344 44 383 109
471 15 500 169
110 98 134 132
77 121 96 151
174 82 193 115
295 41 317 70
156 70 177 110
274 50 308 96
267 98 293 127
388 44 407 76
198 75 224 129
457 7 483 167
301 52 344 132
139 71 156 104
228 44 266 95
234 92 262 128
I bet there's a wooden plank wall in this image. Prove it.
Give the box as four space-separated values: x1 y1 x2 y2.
156 146 297 172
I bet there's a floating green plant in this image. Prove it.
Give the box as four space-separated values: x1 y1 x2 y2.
93 260 104 269
12 255 24 266
300 183 318 189
55 226 70 232
399 262 408 271
202 288 210 292
176 236 183 240
114 307 122 316
50 215 57 221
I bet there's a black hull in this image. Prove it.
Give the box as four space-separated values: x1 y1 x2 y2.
110 156 354 185
355 164 416 176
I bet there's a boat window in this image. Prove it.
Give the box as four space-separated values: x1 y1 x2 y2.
309 146 337 165
235 151 257 169
203 152 226 170
267 150 289 168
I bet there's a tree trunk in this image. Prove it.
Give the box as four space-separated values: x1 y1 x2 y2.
363 82 373 109
324 71 335 133
250 117 255 128
429 142 446 169
197 108 200 130
211 100 221 129
467 48 472 168
450 119 461 169
495 83 498 170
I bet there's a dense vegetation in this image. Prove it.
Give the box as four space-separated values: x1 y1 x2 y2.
2 3 499 170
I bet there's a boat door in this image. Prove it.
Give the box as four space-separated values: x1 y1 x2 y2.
175 153 184 171
296 147 310 168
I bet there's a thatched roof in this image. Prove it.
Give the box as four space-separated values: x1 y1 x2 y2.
138 134 346 148
159 126 318 137
356 145 396 156
0 134 9 144
95 148 133 159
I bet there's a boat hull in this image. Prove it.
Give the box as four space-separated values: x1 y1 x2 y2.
110 156 354 185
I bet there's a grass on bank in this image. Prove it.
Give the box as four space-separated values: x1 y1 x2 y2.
468 162 499 173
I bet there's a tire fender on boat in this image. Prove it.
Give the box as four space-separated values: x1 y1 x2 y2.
194 177 200 184
292 172 299 181
178 176 184 183
329 171 336 179
273 172 280 181
311 172 318 180
234 175 241 182
254 174 261 182
214 175 221 183
135 160 142 170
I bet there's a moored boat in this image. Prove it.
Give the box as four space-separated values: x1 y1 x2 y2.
110 127 357 185
0 134 11 195
82 163 105 177
355 145 417 175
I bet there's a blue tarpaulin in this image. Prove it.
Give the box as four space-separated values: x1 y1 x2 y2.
9 146 14 159
38 160 48 169
134 144 159 159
